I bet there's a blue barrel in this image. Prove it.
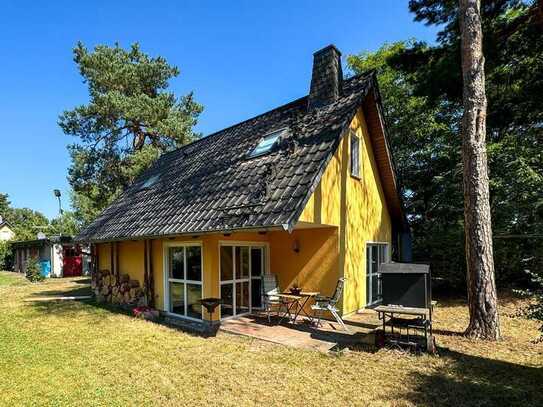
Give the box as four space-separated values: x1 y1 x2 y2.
40 260 51 278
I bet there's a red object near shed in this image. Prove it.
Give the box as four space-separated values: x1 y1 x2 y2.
62 245 82 277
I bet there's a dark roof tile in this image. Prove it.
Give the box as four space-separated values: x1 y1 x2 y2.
77 74 373 241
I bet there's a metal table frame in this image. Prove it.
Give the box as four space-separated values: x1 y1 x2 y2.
375 304 434 350
276 292 319 324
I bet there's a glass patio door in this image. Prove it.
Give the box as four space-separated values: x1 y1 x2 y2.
366 243 388 306
220 244 266 319
165 243 203 320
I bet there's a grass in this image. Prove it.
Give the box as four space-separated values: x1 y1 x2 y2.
0 271 541 406
0 270 28 286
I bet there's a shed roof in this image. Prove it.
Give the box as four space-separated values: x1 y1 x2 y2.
10 235 73 248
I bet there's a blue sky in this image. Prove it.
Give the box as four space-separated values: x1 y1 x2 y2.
0 1 438 219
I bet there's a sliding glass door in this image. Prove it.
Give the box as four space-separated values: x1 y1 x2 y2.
165 243 203 320
220 243 266 319
366 243 388 306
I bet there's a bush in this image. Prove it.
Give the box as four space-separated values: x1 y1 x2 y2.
517 268 543 342
25 257 44 282
0 241 12 270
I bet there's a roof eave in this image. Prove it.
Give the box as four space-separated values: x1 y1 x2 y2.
75 224 289 244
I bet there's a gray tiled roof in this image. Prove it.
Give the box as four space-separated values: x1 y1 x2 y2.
76 73 374 242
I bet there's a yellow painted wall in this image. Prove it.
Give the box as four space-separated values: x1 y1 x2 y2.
97 243 112 271
268 228 339 298
118 241 145 282
96 229 338 321
96 241 145 283
93 108 392 319
298 107 392 314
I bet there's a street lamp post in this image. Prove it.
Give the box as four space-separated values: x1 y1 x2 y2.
53 189 64 237
53 189 63 216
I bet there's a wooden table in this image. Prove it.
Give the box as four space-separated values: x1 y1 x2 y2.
276 291 319 324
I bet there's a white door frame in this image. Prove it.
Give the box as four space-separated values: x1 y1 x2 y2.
218 241 269 320
365 241 390 306
163 241 203 321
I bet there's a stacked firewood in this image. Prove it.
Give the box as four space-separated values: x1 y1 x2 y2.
91 269 145 306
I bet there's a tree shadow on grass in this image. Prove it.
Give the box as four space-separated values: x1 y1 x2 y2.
29 296 128 317
400 347 543 407
431 328 464 337
28 298 214 338
28 285 93 298
71 277 91 285
28 278 92 298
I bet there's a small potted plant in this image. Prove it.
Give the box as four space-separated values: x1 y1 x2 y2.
290 281 302 296
133 306 159 321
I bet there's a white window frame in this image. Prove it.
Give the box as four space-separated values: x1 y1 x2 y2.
350 132 361 179
163 241 203 321
218 241 269 320
365 241 390 306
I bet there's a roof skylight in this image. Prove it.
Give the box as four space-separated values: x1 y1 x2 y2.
140 174 160 189
248 128 287 158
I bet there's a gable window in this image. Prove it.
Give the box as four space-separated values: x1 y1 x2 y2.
350 133 361 178
247 128 286 158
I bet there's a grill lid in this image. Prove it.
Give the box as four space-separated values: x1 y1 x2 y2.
379 262 430 274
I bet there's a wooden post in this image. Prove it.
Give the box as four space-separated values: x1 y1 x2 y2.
92 243 99 274
148 240 155 308
109 242 114 274
143 240 149 305
115 241 119 278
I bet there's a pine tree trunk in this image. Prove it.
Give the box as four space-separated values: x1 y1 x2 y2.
459 0 500 340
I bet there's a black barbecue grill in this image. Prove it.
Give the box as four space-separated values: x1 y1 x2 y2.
379 263 431 309
375 262 435 352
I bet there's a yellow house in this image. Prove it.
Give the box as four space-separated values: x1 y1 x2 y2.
77 45 410 324
0 216 15 241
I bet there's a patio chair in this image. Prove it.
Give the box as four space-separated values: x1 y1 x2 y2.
311 277 349 332
262 274 295 324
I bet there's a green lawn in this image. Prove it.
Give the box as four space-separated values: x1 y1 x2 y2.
0 271 541 406
0 271 27 287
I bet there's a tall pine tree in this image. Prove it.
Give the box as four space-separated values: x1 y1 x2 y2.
59 42 203 225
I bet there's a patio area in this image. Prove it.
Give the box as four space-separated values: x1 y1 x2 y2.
220 311 382 353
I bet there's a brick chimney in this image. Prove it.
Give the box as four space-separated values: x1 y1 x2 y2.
307 45 343 110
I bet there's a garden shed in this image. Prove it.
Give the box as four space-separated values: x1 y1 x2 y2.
12 235 85 278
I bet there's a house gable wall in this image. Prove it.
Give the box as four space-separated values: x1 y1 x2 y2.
298 107 392 313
